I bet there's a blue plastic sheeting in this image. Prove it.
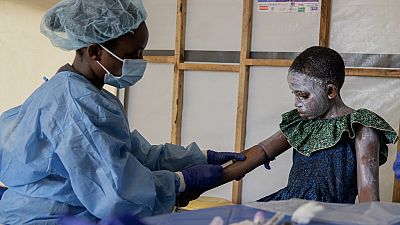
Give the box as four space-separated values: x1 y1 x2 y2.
247 199 400 225
142 205 331 225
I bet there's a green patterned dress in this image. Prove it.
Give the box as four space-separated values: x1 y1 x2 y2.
258 109 398 203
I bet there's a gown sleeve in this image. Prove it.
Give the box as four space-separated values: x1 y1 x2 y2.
129 130 207 172
54 117 179 219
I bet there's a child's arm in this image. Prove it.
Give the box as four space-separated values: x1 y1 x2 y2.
355 125 380 202
176 131 290 207
219 130 291 183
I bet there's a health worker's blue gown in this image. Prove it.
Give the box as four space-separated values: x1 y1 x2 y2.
0 65 207 224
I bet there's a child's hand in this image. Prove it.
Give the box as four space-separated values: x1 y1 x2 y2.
393 152 400 180
264 161 271 170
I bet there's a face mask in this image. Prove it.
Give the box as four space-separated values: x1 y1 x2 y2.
97 44 147 89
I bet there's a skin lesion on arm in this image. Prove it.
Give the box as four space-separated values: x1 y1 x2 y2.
355 125 380 202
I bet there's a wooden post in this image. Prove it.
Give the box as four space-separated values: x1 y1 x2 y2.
171 0 187 145
319 0 331 47
392 124 400 202
345 68 400 78
232 0 253 204
244 59 293 67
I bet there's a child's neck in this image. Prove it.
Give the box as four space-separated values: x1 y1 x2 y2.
321 98 354 119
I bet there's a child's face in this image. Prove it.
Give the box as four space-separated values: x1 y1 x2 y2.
287 72 331 119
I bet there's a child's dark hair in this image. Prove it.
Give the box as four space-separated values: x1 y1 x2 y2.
289 46 345 91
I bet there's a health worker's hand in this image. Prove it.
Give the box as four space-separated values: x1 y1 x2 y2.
176 164 223 207
207 150 246 165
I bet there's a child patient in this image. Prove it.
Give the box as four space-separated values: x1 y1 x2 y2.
255 46 398 203
198 46 398 205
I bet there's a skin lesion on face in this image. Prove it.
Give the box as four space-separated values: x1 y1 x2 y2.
287 72 331 120
292 90 309 99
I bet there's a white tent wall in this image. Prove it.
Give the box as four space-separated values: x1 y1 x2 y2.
330 0 400 54
181 71 239 200
251 2 319 52
130 0 400 203
141 0 177 50
0 0 74 113
185 0 243 51
126 64 175 144
125 0 177 144
0 0 119 114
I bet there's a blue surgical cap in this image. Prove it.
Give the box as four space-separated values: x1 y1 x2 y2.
40 0 147 51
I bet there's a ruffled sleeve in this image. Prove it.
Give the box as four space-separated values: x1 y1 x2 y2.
280 109 398 165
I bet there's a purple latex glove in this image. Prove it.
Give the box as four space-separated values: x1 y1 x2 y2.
176 164 223 207
176 190 202 208
394 152 400 180
207 150 246 165
181 164 223 193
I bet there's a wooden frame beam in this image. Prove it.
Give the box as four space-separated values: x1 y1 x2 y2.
143 56 175 64
180 63 240 72
232 0 253 205
346 68 400 78
319 0 331 47
171 0 187 145
244 59 293 67
143 56 400 79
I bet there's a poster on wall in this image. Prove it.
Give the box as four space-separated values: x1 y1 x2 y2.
257 0 319 13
